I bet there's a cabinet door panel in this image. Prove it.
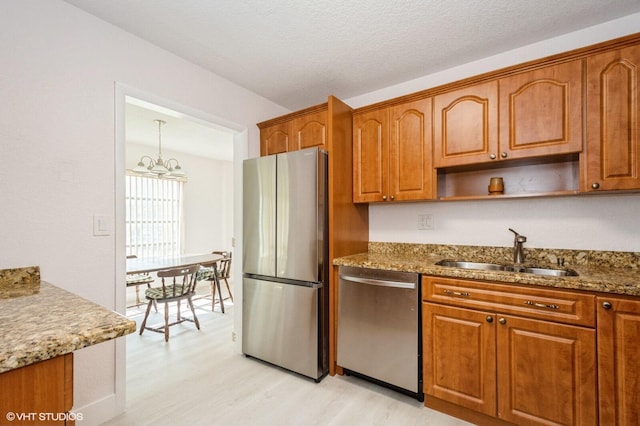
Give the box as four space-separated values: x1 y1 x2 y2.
389 99 434 201
261 122 292 156
353 109 388 202
0 354 73 425
585 45 640 191
597 296 640 426
497 315 596 426
423 303 496 416
293 110 327 150
434 81 498 167
499 60 583 159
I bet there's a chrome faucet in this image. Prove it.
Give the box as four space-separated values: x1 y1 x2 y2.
508 228 527 264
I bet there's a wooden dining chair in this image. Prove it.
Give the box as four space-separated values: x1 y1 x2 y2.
139 264 201 342
125 255 155 308
196 251 233 313
212 250 233 303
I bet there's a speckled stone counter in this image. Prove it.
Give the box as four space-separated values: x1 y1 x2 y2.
333 243 640 297
0 269 136 373
0 266 41 298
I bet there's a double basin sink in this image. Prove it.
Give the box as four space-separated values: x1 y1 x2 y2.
436 260 578 277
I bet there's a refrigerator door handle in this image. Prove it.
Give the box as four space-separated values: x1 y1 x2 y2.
339 274 416 289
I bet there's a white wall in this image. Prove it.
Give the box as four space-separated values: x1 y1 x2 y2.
126 143 234 255
0 1 287 425
181 155 235 254
345 13 640 253
369 194 640 251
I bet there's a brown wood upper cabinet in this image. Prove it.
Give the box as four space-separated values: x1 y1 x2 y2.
293 109 327 151
259 106 327 156
499 60 583 160
260 120 292 156
583 44 640 192
433 81 498 167
434 61 583 168
353 98 434 203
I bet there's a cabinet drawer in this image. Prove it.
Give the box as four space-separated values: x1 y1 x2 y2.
423 276 595 327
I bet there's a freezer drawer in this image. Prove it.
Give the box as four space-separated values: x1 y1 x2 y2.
337 266 421 397
242 276 326 380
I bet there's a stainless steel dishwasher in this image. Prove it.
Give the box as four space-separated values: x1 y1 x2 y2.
337 265 423 401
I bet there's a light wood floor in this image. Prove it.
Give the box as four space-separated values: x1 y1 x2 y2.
103 289 471 426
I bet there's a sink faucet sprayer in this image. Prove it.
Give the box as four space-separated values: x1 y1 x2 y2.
508 228 527 264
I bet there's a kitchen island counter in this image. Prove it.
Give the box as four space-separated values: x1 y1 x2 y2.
0 268 136 373
334 243 640 297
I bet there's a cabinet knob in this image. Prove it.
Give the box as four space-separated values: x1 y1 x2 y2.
486 316 493 323
591 182 600 190
489 153 497 160
499 317 507 325
382 195 387 201
390 195 395 201
501 152 508 158
602 301 612 310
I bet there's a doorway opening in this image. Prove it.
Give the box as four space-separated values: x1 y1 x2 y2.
123 95 235 308
114 83 248 411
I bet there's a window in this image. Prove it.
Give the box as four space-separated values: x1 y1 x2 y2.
125 174 183 258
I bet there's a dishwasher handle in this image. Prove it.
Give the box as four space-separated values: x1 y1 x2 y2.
339 274 416 289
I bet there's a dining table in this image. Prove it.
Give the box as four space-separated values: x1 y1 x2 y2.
126 253 222 275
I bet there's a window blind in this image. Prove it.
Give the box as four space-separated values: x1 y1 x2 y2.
125 174 183 258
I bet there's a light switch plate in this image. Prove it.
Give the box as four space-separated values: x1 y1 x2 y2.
93 215 111 236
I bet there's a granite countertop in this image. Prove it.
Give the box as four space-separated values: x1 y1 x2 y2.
334 243 640 297
0 267 136 373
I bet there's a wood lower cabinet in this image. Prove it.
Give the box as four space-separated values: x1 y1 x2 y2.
496 314 596 426
423 277 597 425
584 44 640 192
0 353 74 425
423 303 497 416
596 296 640 425
353 98 433 202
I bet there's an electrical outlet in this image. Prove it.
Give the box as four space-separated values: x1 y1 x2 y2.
418 214 434 230
231 331 236 342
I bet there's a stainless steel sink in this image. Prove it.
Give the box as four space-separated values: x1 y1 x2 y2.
436 261 506 271
435 260 578 277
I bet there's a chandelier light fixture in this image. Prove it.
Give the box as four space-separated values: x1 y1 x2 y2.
133 119 186 178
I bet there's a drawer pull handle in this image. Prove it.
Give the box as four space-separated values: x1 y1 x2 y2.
524 300 560 310
443 289 470 297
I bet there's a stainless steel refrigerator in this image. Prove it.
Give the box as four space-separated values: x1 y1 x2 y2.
242 147 329 381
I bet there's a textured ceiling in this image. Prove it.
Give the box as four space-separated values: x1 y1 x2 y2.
65 0 640 110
